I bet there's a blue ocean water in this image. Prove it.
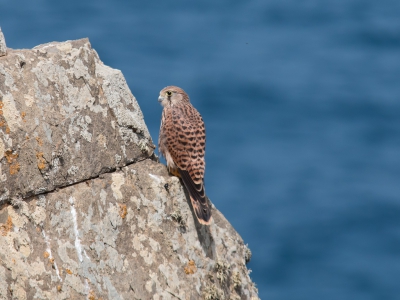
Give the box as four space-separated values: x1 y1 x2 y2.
1 1 400 299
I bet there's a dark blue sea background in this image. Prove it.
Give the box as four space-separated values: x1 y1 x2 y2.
1 1 399 299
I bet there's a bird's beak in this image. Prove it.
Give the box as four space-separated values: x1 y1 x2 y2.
158 96 164 103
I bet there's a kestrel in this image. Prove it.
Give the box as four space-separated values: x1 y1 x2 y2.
158 86 212 225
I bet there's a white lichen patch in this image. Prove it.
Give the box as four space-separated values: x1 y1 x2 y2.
100 189 107 206
105 246 124 272
137 215 146 230
102 276 123 300
0 164 6 182
130 196 141 210
140 250 153 265
19 245 31 258
50 156 61 176
0 266 7 298
32 65 49 87
23 94 35 107
29 257 48 278
7 204 29 229
0 138 5 159
64 273 86 295
57 241 80 273
158 263 182 295
1 93 22 132
0 65 17 91
77 116 92 143
132 233 147 252
42 122 53 143
108 203 122 228
96 134 107 149
80 203 93 234
67 166 79 176
120 145 126 157
12 286 27 300
56 42 72 54
31 206 46 226
145 271 162 294
148 237 160 252
111 173 125 200
84 115 91 124
70 59 88 80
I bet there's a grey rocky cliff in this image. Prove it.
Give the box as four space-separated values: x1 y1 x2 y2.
0 33 259 300
0 28 6 57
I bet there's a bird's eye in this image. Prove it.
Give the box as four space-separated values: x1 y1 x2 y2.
166 91 172 96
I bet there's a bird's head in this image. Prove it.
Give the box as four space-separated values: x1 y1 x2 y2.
158 86 190 107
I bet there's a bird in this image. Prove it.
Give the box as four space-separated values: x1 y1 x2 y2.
158 86 212 225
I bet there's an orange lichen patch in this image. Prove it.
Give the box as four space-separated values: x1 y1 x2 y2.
0 216 13 236
43 251 50 259
49 257 55 264
5 150 18 164
5 150 20 175
5 127 10 134
184 260 197 275
0 101 3 115
88 290 96 300
21 112 26 122
36 152 46 170
10 163 20 175
66 269 72 275
35 137 43 146
57 285 62 292
0 120 4 127
119 204 127 219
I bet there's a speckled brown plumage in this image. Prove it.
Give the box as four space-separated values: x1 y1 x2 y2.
158 86 211 225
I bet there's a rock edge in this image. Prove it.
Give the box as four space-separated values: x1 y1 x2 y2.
0 34 259 300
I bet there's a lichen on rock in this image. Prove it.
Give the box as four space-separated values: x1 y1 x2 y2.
0 37 154 203
0 28 6 57
0 32 259 299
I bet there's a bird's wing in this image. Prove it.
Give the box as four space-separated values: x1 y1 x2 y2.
167 104 211 224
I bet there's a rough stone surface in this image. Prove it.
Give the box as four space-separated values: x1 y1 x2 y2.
0 38 154 203
0 160 258 299
0 37 259 299
0 28 6 57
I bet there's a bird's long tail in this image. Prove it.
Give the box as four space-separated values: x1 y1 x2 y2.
179 169 212 225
